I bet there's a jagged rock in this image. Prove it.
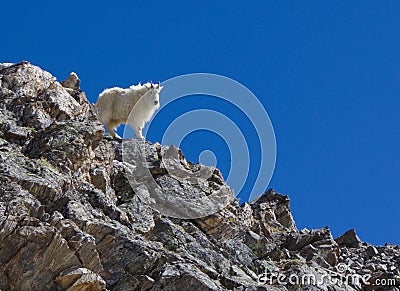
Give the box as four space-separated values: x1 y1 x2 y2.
61 72 81 91
335 229 362 248
284 227 335 251
325 251 338 267
0 219 82 290
151 263 223 290
250 189 297 246
49 212 103 274
4 124 32 142
0 62 399 291
91 167 109 192
0 62 88 130
366 245 379 257
56 267 106 290
120 140 235 219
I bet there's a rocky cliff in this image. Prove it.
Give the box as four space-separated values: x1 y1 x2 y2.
0 62 398 291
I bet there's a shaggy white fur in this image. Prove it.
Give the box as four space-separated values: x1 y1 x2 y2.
95 82 162 139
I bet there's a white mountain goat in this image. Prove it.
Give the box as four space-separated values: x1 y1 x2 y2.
95 81 162 139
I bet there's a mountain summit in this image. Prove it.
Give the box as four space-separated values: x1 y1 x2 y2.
0 62 398 290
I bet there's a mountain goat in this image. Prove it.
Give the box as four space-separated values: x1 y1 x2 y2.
95 81 162 140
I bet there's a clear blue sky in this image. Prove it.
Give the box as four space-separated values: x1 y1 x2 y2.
2 1 399 245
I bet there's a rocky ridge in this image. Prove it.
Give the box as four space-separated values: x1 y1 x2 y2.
0 62 399 290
